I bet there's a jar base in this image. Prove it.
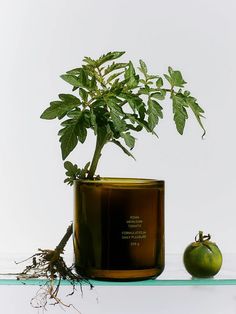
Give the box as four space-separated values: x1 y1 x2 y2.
75 266 164 281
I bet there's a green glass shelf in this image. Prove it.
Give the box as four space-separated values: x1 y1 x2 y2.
1 253 236 286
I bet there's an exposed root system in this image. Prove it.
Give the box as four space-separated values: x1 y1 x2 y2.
13 224 93 312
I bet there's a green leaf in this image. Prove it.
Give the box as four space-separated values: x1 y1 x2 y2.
186 96 206 138
80 161 90 178
148 112 158 131
40 101 63 120
66 68 81 75
151 90 166 100
64 161 77 174
107 98 126 132
60 74 81 87
124 61 139 88
64 178 73 185
147 74 159 80
125 123 142 132
104 62 128 75
112 139 136 160
77 123 87 143
107 97 124 114
58 94 81 105
97 125 113 148
60 123 79 160
64 161 81 185
172 94 188 134
149 99 163 118
138 86 150 95
138 60 148 77
107 71 124 83
147 99 160 131
166 67 187 87
79 88 88 102
121 93 143 113
83 56 97 67
41 98 80 120
97 51 126 67
164 74 172 85
67 109 82 119
79 68 88 87
121 132 135 148
90 76 97 89
156 77 163 88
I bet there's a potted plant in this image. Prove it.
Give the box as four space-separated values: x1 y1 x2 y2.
40 51 205 281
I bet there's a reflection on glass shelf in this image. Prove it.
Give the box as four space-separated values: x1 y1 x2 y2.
0 253 236 286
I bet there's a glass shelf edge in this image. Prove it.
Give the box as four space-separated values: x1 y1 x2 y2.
1 278 236 286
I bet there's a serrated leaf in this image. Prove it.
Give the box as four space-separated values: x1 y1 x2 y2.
107 71 124 83
90 76 97 89
138 86 150 95
66 68 81 75
186 96 206 138
147 99 159 131
167 67 187 87
59 94 81 105
97 51 126 67
112 139 136 160
121 132 135 148
156 77 163 88
110 112 126 132
80 161 90 178
83 56 96 67
79 68 89 88
172 94 188 134
79 88 88 102
148 99 163 118
121 93 143 113
151 91 166 100
164 74 172 85
106 98 126 132
60 74 81 87
139 59 148 76
60 123 79 160
64 178 73 185
148 112 158 131
124 61 139 88
64 161 81 185
108 97 124 113
67 110 82 119
96 125 113 148
104 62 128 75
41 99 80 120
40 101 63 120
77 123 87 143
64 160 76 172
147 74 159 80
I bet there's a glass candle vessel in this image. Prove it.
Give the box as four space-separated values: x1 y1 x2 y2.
73 178 164 281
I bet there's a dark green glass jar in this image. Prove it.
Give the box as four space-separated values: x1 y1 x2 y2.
73 178 164 281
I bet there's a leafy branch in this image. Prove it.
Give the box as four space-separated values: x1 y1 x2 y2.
41 51 206 181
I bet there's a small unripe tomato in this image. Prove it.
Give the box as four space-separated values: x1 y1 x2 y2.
183 231 223 278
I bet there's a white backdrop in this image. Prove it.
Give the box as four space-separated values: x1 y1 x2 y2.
0 0 235 258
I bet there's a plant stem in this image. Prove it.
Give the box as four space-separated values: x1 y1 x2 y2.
55 224 73 254
87 135 105 179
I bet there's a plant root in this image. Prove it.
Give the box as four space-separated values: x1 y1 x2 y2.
14 224 93 312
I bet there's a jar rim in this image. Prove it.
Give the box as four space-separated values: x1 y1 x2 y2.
75 177 164 187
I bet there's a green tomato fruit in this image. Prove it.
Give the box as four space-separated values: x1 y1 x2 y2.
183 231 223 278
